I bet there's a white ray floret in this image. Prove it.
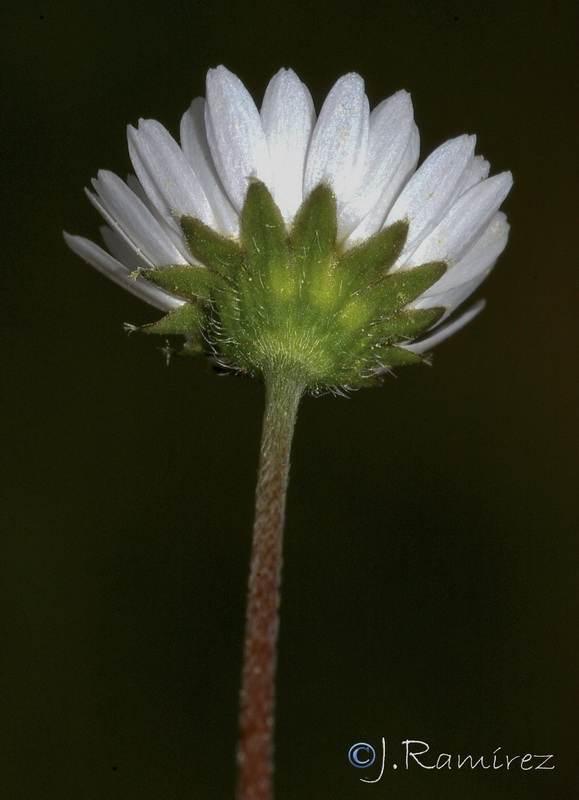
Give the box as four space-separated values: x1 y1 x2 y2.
260 68 316 224
87 170 190 268
404 171 513 268
63 233 184 310
303 73 369 221
180 97 239 236
205 66 274 214
339 89 417 239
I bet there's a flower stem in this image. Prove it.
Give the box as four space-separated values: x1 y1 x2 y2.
236 368 305 800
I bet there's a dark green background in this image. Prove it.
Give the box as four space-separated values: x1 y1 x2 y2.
1 1 577 798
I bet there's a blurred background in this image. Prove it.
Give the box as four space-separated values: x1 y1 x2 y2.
1 0 577 797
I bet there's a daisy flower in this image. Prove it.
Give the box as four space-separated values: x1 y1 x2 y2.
65 67 512 800
65 65 511 391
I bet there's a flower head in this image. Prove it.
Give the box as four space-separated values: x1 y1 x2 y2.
65 66 512 391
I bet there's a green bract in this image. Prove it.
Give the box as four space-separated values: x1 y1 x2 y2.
143 182 446 391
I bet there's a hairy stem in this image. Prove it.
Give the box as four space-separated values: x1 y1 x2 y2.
236 368 304 800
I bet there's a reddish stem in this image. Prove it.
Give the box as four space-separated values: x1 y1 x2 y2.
236 369 304 800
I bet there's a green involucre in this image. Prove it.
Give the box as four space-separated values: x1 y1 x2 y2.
142 182 448 391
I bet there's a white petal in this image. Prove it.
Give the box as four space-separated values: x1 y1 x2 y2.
403 299 486 353
303 73 369 211
385 135 477 265
441 272 492 317
413 271 491 326
345 124 420 247
127 119 216 234
405 171 513 267
260 68 316 222
462 154 490 190
100 225 148 270
404 172 513 267
126 173 154 208
338 90 416 238
415 212 509 302
205 66 273 213
180 97 239 236
89 170 190 267
63 233 184 311
124 173 197 261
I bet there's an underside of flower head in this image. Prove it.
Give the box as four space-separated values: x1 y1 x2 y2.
64 66 512 391
141 180 452 390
